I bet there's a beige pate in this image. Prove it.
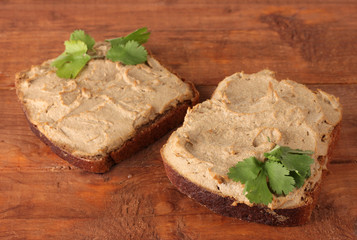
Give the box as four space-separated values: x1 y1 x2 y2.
16 43 194 157
162 70 342 209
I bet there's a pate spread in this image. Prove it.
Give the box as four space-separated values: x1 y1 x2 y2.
17 43 194 157
162 70 342 209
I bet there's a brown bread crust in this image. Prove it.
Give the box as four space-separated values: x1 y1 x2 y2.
161 123 340 226
19 81 199 173
110 83 199 163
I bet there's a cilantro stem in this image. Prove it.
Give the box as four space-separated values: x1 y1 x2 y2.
90 55 105 59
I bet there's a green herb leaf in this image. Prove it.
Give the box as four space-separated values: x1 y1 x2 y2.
289 171 305 188
265 161 295 195
264 145 283 160
286 149 314 155
281 152 314 178
51 28 150 79
105 27 150 65
106 40 148 65
228 157 273 205
106 27 150 46
70 30 96 50
51 40 91 79
244 170 272 205
265 145 314 177
227 145 314 206
264 153 280 162
228 157 263 183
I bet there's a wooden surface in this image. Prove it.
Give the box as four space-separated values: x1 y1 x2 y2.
0 0 356 239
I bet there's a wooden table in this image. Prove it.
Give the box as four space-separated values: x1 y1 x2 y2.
1 1 356 239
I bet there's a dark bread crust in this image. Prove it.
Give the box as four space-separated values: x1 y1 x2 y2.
18 78 199 173
111 82 199 163
161 123 340 226
27 118 114 172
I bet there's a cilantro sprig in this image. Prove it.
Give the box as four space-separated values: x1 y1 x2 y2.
51 27 150 79
106 27 150 65
106 27 150 46
70 30 96 50
106 40 148 65
227 145 314 205
51 40 91 79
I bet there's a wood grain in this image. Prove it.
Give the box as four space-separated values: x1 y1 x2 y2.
0 0 356 239
1 0 357 87
0 163 355 239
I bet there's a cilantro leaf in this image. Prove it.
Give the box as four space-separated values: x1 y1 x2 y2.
228 157 263 183
265 161 295 195
70 30 95 50
227 145 314 206
105 27 150 65
266 145 314 177
51 27 150 79
123 27 150 44
228 157 273 205
281 153 314 177
106 27 150 46
106 40 148 65
52 53 91 79
280 151 314 178
51 40 91 79
289 171 305 188
63 40 88 54
244 170 272 205
264 153 280 162
265 145 282 158
287 149 314 155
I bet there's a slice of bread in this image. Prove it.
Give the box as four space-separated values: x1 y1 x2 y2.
161 70 342 226
16 42 199 173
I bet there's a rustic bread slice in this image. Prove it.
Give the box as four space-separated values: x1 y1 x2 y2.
16 42 199 173
161 70 342 226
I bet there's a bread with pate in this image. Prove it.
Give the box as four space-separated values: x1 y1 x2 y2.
16 42 199 173
161 70 341 226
